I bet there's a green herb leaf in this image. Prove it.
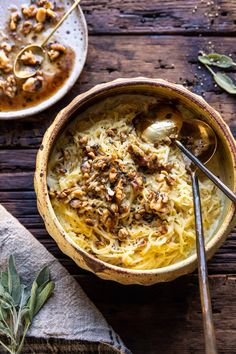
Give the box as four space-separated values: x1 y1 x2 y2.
28 281 38 322
0 272 8 291
198 53 236 68
8 255 22 306
35 267 50 288
33 281 55 316
213 72 236 94
0 255 55 354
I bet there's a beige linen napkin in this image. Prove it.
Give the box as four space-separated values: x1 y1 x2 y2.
0 204 131 354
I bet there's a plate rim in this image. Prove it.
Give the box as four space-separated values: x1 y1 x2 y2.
0 4 88 120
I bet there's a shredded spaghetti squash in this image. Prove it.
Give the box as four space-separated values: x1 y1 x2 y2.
47 94 222 270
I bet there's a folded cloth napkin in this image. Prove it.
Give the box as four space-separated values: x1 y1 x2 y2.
0 204 131 354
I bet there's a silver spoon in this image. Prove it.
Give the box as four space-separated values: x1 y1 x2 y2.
13 0 81 79
140 106 236 203
137 105 219 354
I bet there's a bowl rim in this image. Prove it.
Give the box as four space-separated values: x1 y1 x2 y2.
35 77 236 277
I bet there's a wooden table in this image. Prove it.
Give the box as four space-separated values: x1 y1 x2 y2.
1 1 236 353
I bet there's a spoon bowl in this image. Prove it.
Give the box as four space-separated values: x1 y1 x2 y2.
14 44 45 79
13 0 81 80
140 105 217 166
140 104 236 202
180 119 217 165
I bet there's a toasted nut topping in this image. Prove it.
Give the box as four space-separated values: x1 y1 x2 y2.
36 7 47 23
21 4 37 18
20 50 40 66
0 50 10 71
20 21 33 35
0 75 17 98
9 12 21 31
33 22 44 32
22 75 43 93
46 8 56 18
0 42 12 53
118 228 129 241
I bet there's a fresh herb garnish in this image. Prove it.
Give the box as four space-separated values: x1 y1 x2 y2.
198 53 236 69
0 255 55 354
198 52 236 95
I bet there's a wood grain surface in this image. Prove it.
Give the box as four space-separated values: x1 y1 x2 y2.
0 1 236 353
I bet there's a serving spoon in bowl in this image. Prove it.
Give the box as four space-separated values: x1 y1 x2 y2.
13 0 81 79
136 106 225 354
139 106 236 204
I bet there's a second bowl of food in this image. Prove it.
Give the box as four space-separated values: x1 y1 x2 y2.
35 77 236 285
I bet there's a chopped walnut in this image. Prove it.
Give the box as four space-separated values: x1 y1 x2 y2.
36 7 47 22
110 203 119 214
156 173 166 182
109 167 118 183
93 157 111 171
9 12 21 31
0 50 12 73
36 0 54 9
33 22 44 32
20 21 33 35
22 75 43 93
46 8 57 19
21 4 37 18
0 75 17 98
128 144 160 173
71 188 85 199
70 199 81 209
114 179 125 203
81 160 91 174
106 128 116 137
48 43 67 62
118 228 129 241
101 209 114 230
0 42 12 53
85 218 95 226
148 191 169 213
20 50 41 66
130 173 144 192
79 136 88 145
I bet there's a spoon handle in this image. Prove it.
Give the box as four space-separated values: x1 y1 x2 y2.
191 170 217 354
41 0 81 47
175 140 236 204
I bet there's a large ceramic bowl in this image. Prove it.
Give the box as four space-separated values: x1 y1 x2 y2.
35 78 236 285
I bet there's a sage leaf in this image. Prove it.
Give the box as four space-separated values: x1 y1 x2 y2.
33 281 55 316
0 255 55 354
0 307 7 322
213 72 236 94
198 53 236 68
35 267 50 287
0 284 5 296
28 281 38 321
0 272 8 291
8 255 21 306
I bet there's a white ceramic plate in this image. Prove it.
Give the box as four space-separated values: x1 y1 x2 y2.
0 0 88 120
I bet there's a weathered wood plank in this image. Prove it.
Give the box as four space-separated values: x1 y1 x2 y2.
75 274 236 354
0 150 37 172
82 0 236 35
0 35 236 149
0 172 34 190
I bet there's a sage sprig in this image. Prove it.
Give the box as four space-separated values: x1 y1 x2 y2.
198 52 236 95
198 53 236 69
0 255 55 354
